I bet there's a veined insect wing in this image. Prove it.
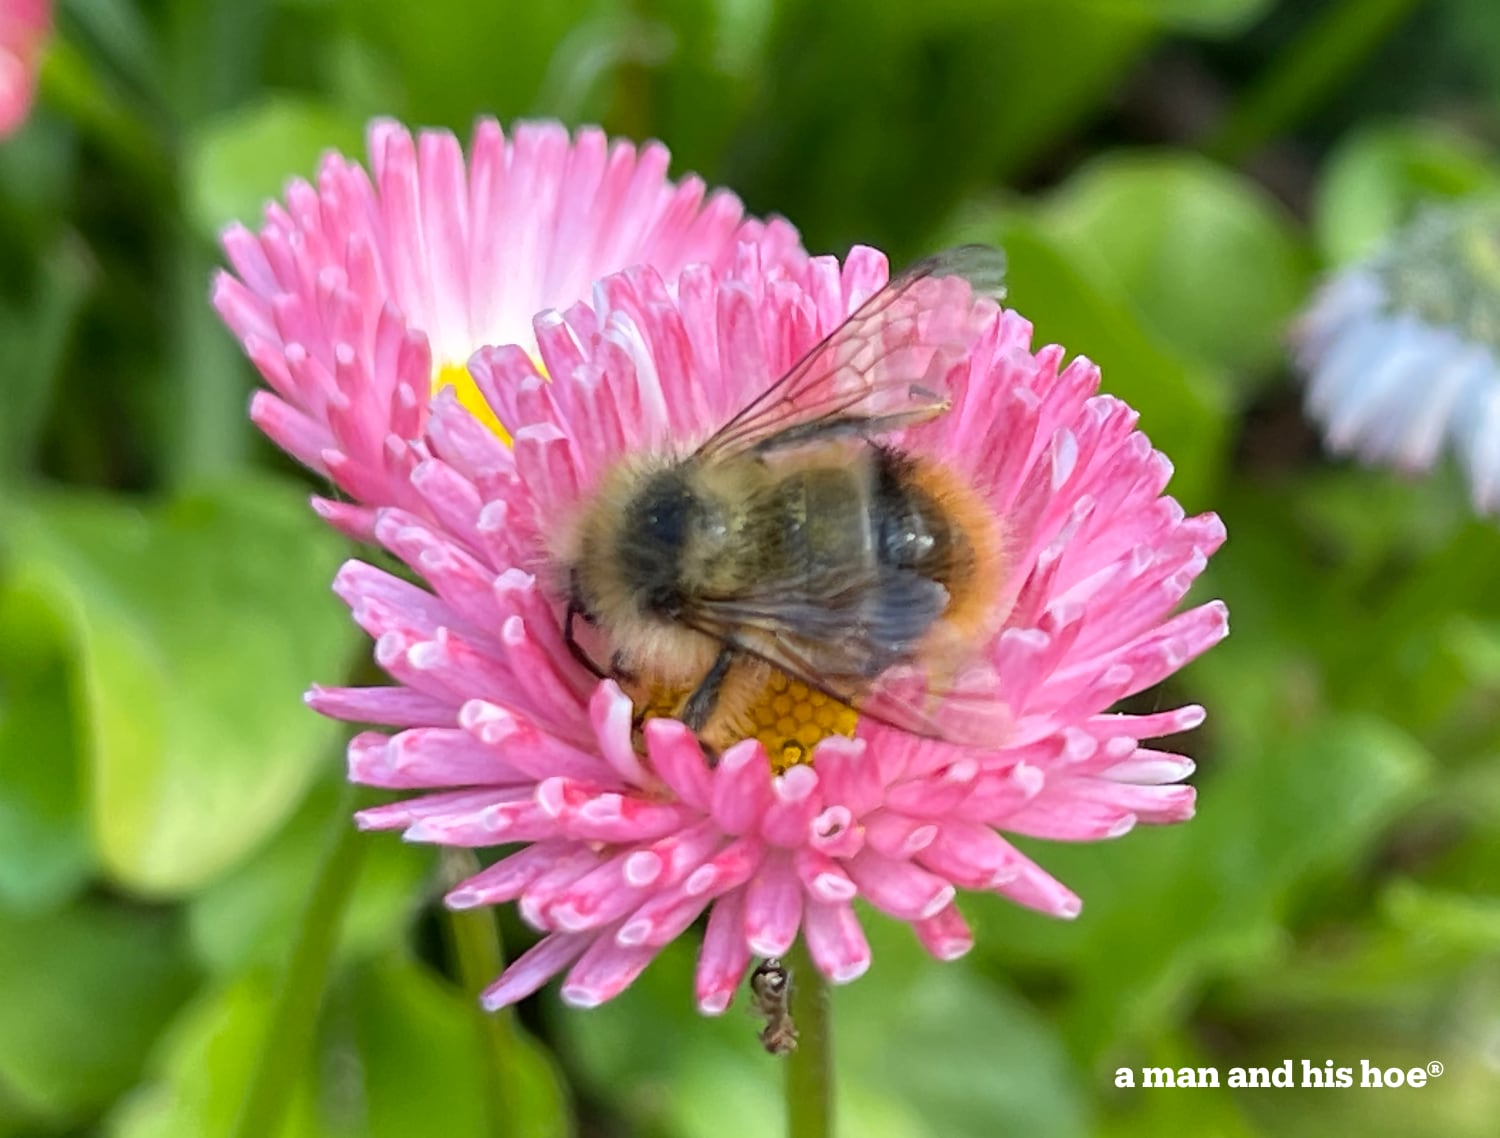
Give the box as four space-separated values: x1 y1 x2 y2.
698 244 1007 459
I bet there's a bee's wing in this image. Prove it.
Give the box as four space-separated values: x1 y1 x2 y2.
698 246 1006 459
682 566 1010 748
856 661 1012 748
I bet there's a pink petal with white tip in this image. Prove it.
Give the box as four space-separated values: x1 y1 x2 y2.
695 889 752 1015
744 853 803 957
803 902 872 984
481 932 591 1011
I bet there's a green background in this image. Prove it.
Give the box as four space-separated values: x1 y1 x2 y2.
3 0 1499 1135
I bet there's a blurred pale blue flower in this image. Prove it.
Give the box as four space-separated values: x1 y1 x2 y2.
1294 201 1500 515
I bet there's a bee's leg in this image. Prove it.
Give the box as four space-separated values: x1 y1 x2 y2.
681 646 735 735
563 602 607 680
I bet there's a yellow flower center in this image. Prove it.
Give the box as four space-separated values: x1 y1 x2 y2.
433 361 509 442
435 360 859 769
744 670 860 772
636 671 859 772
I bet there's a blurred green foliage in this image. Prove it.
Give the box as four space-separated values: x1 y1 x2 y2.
2 0 1500 1136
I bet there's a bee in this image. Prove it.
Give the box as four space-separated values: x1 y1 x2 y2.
556 246 1010 750
749 957 798 1056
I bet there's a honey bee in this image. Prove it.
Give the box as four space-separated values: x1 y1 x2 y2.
749 957 798 1056
556 246 1010 750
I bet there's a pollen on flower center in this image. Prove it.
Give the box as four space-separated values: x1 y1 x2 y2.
637 669 858 772
746 671 859 772
433 361 510 441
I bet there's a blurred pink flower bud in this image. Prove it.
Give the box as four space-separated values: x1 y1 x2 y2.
0 0 50 138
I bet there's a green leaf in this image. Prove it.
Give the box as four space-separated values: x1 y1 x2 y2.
1097 1034 1259 1138
1069 716 1430 1059
969 716 1431 1062
0 115 78 228
161 0 274 126
829 0 1269 37
625 0 768 175
1313 120 1500 266
1446 0 1500 113
666 1046 937 1138
727 0 1159 259
189 780 433 975
434 852 574 1138
346 956 571 1138
163 238 258 487
1419 762 1500 908
0 580 91 910
1207 0 1429 166
1382 880 1500 955
340 0 593 131
107 976 326 1138
0 237 94 480
185 97 368 239
113 959 570 1138
0 901 196 1122
1305 500 1500 732
838 919 1092 1138
1040 151 1312 378
1226 1017 1500 1138
1293 466 1473 590
544 941 719 1137
945 212 1232 511
0 479 358 896
348 960 491 1138
66 0 167 107
1144 0 1274 34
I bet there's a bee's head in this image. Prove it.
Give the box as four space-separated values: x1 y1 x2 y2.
619 467 701 616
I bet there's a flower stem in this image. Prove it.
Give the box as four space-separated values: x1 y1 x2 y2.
231 783 366 1138
784 939 832 1138
1207 0 1426 165
441 850 525 1138
38 40 174 200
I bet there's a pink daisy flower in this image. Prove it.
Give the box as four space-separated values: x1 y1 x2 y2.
317 243 1228 1012
0 0 50 138
212 117 803 539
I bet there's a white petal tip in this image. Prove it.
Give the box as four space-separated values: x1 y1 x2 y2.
698 992 733 1016
747 934 794 957
828 958 871 984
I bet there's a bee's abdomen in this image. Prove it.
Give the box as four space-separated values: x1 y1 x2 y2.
758 451 964 676
775 466 870 568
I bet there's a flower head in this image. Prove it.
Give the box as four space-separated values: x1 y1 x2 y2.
318 244 1227 1011
0 0 50 138
1294 198 1500 515
213 117 803 538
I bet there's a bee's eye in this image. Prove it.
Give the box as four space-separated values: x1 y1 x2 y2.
637 473 696 550
645 497 688 546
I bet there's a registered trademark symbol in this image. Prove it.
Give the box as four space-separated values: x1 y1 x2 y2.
1428 1060 1444 1078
